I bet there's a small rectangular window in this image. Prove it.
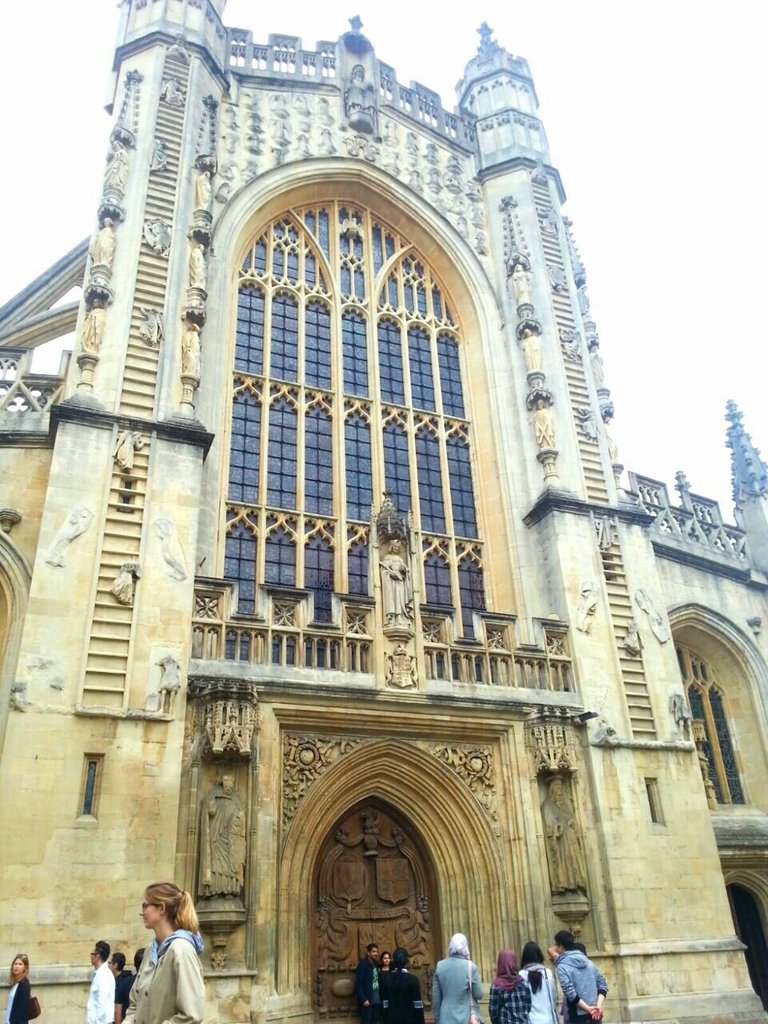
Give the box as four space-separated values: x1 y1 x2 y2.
645 777 664 824
79 754 104 818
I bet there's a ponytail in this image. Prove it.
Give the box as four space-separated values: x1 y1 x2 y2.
144 881 199 932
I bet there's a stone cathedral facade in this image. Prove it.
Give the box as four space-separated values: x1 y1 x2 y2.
1 3 767 1022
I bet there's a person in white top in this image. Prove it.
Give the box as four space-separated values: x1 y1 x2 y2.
519 942 559 1024
87 940 115 1024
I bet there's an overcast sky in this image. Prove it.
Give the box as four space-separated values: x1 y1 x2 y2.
2 1 765 519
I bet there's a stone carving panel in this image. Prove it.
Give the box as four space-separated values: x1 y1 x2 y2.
45 507 94 568
431 744 497 822
525 719 578 775
282 734 362 831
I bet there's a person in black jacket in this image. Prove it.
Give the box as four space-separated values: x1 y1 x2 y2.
355 943 381 1024
382 948 425 1024
6 953 31 1024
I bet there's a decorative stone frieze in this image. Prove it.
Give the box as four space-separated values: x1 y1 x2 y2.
282 734 362 831
431 743 498 822
190 678 259 760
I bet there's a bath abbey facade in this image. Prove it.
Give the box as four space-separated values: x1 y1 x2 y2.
1 2 767 1022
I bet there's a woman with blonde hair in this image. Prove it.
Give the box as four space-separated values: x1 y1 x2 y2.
5 954 30 1024
124 882 204 1024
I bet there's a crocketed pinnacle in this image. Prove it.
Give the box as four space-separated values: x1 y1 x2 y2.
726 400 768 505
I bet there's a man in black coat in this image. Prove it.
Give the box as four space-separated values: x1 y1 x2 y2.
355 942 381 1024
381 948 425 1024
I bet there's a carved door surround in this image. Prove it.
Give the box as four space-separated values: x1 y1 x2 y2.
313 799 439 1019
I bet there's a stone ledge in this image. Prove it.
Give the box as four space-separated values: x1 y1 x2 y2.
51 402 215 456
523 488 654 529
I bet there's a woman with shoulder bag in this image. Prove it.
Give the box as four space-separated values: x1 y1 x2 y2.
519 942 558 1024
124 881 205 1024
432 933 484 1024
5 954 33 1024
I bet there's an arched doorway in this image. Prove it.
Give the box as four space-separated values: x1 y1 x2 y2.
313 799 440 1019
728 883 768 1010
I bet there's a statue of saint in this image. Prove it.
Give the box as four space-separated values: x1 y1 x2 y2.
90 219 116 269
188 242 207 290
521 328 542 374
588 339 604 386
181 321 202 379
379 539 413 628
104 139 129 193
575 580 598 633
541 777 587 895
113 430 145 472
195 169 213 212
81 302 106 355
511 263 532 306
110 562 139 605
533 399 555 449
199 774 245 897
344 64 375 133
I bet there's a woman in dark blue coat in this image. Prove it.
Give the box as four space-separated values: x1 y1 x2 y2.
6 954 31 1024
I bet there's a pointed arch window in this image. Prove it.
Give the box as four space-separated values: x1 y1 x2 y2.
424 551 452 607
305 534 335 622
458 556 485 639
264 525 296 587
267 396 298 509
305 406 333 515
305 301 332 388
229 389 261 504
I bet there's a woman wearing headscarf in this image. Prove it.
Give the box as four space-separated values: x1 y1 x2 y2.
432 933 484 1024
382 948 425 1024
519 942 558 1024
488 950 531 1024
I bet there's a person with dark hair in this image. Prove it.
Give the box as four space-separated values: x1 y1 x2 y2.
355 942 381 1024
133 950 144 974
547 932 607 1023
125 881 204 1024
488 949 531 1024
5 954 31 1024
519 942 558 1024
109 952 134 1024
381 948 425 1024
87 941 115 1024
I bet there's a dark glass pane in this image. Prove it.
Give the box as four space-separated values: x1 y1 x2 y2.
224 523 257 615
305 301 332 388
82 760 98 816
348 539 369 595
345 414 373 521
709 689 745 803
235 287 265 375
437 334 466 418
304 211 316 234
318 210 330 257
424 552 452 606
688 687 723 802
447 436 478 537
270 294 299 382
387 275 398 308
432 286 443 319
372 225 383 273
458 559 485 639
228 391 261 504
415 431 446 532
408 328 436 410
264 527 296 586
267 398 298 508
305 536 335 622
342 312 368 396
305 408 333 515
378 320 405 405
383 423 411 513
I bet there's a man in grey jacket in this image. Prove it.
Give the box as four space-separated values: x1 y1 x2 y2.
547 931 607 1022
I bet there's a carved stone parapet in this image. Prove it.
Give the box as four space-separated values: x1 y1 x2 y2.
190 677 259 760
0 508 21 534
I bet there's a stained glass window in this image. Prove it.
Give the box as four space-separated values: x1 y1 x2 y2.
383 422 411 514
228 391 261 504
264 526 295 586
224 522 257 615
270 294 299 382
345 414 373 521
342 312 368 397
424 552 452 607
447 435 478 537
305 302 332 388
267 397 297 509
305 536 335 622
416 430 446 533
235 287 264 375
408 327 436 411
305 407 333 515
437 334 465 418
378 320 405 405
348 538 369 596
458 558 485 639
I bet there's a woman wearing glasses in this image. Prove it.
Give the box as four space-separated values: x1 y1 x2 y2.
124 882 205 1024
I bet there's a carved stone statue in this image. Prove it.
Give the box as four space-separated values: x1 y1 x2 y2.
344 64 376 134
157 654 181 714
635 588 671 643
379 538 413 628
603 411 619 463
623 620 642 656
199 774 246 897
511 263 532 306
669 692 692 737
150 138 169 173
521 328 542 374
576 408 598 442
81 302 107 355
160 75 185 107
541 776 587 894
181 321 202 378
110 562 140 605
188 242 207 290
89 219 116 269
104 139 129 193
588 338 604 386
533 399 555 449
139 307 165 348
575 580 598 633
45 507 94 567
113 430 145 472
155 516 188 581
195 169 213 212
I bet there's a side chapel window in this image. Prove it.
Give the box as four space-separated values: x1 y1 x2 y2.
225 204 485 638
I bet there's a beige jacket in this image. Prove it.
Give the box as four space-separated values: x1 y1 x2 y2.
125 938 205 1024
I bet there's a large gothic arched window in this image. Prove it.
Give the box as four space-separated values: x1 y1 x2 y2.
224 203 484 636
677 644 745 805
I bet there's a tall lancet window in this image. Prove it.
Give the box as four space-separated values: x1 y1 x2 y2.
225 203 485 637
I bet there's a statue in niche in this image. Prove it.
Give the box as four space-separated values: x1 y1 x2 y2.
113 430 145 472
622 620 642 656
588 337 604 386
511 262 532 306
577 283 590 316
379 538 413 628
344 64 375 134
576 408 598 442
521 328 542 374
575 580 598 633
595 515 615 551
156 654 181 714
560 328 582 363
110 562 140 605
149 138 169 173
443 156 464 195
541 206 559 236
104 139 129 193
81 302 107 355
195 168 213 212
533 399 555 449
46 507 94 567
181 321 202 378
541 776 587 895
635 588 671 643
669 692 692 738
199 774 246 897
89 219 116 269
188 242 207 290
316 97 334 127
160 75 185 107
603 410 619 463
155 516 188 581
139 307 165 348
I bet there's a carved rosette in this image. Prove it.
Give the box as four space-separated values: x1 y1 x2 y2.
431 744 498 823
190 678 259 760
282 734 362 832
